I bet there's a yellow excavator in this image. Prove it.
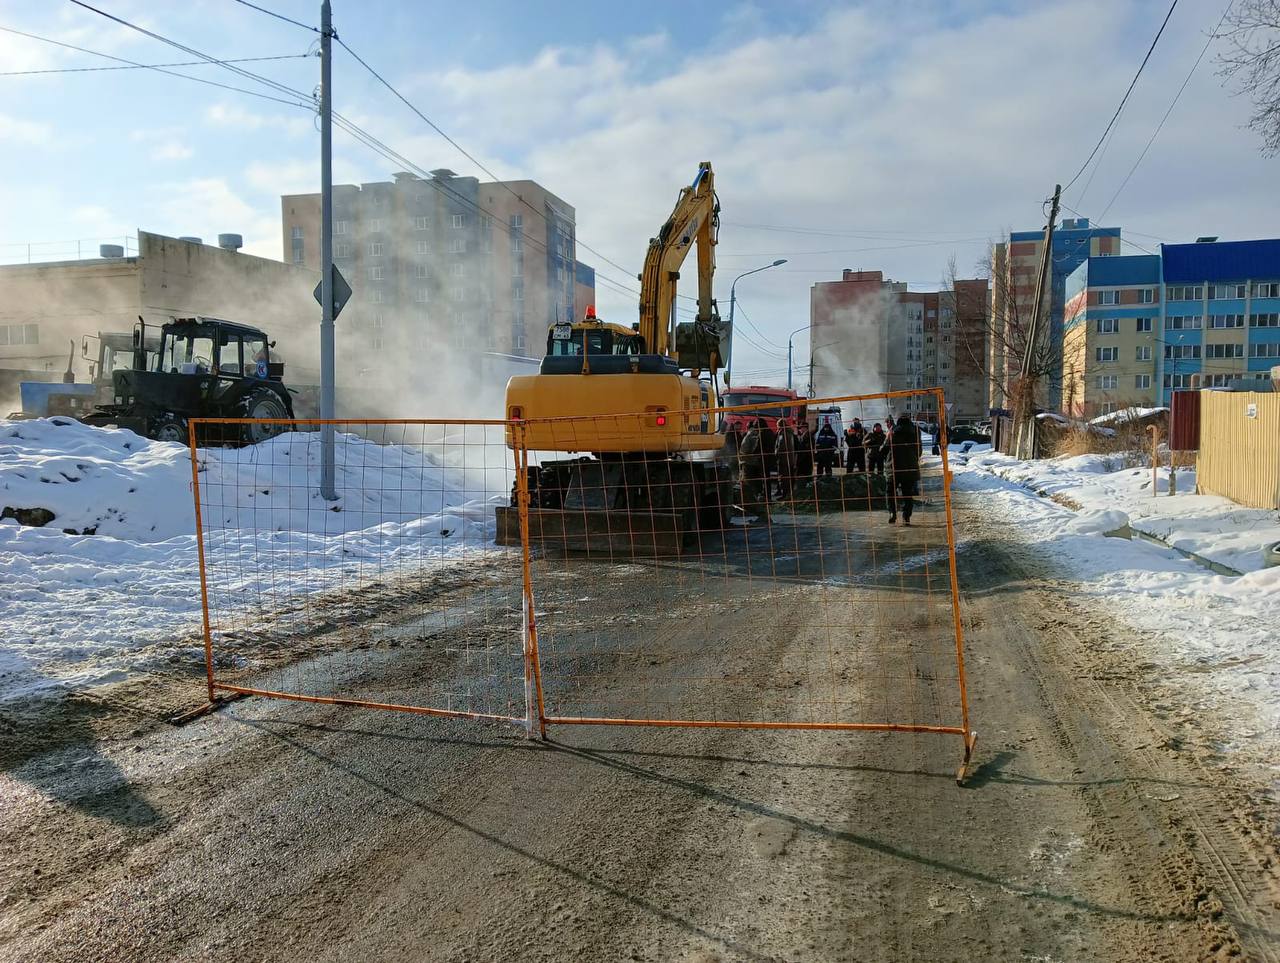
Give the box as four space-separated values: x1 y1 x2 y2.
498 162 731 554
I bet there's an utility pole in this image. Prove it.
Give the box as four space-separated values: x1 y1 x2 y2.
1013 183 1060 460
318 0 336 500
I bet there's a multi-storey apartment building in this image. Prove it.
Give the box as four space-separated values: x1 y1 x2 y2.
1060 238 1280 416
281 170 587 370
810 271 988 420
989 218 1122 408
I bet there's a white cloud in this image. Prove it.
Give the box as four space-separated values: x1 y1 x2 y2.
154 141 194 161
205 102 313 137
0 113 52 145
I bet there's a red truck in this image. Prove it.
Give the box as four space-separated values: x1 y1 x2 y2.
720 385 805 437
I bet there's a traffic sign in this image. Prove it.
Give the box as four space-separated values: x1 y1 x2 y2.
313 264 352 320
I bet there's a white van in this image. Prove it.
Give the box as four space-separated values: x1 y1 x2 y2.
810 405 845 451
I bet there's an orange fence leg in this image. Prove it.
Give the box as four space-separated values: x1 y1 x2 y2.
188 419 216 705
514 425 547 739
935 388 977 784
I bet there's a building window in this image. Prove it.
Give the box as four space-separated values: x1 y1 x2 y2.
1249 312 1279 327
1253 281 1280 298
334 220 350 235
368 265 384 281
334 242 352 258
373 312 385 328
451 214 465 229
1098 290 1118 305
509 213 523 229
512 279 524 302
1249 342 1280 358
1166 314 1203 330
512 256 523 278
1209 282 1246 299
1096 318 1119 334
368 218 384 234
1100 402 1118 414
1094 375 1117 390
414 264 429 279
1205 342 1243 358
414 216 429 231
1164 373 1194 389
510 235 523 254
1136 345 1152 362
449 238 467 253
1095 346 1118 362
1166 285 1202 301
372 336 384 350
450 263 465 278
1164 344 1202 360
414 287 429 303
292 244 304 264
368 289 384 304
452 285 465 301
1134 374 1151 390
369 242 384 257
1136 317 1152 332
511 323 525 351
0 322 38 345
1139 288 1154 304
414 240 429 256
1209 313 1244 328
291 226 303 239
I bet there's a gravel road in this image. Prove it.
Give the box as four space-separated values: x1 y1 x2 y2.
1 487 1278 962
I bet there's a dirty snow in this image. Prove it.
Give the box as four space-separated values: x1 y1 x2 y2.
950 446 1280 767
0 418 506 701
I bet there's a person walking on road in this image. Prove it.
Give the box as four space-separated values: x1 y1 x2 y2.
866 422 887 476
793 420 814 484
884 413 922 526
814 422 839 477
844 418 866 473
774 419 798 499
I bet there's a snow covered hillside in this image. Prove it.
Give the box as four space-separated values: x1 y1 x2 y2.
0 418 506 701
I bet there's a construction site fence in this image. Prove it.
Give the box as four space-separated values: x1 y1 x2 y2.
189 388 976 779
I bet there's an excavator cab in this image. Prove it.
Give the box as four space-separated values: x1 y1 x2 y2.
546 307 645 357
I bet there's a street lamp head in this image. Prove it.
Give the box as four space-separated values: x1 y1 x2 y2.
771 259 787 266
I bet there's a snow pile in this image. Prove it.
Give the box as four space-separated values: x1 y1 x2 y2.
1088 405 1167 426
948 454 1280 762
1066 509 1129 536
0 418 507 701
963 448 1279 574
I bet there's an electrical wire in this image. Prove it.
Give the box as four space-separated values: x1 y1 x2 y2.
0 24 315 108
0 52 311 76
230 0 319 33
334 36 642 285
1062 0 1179 195
723 220 987 241
1095 0 1235 225
731 296 787 351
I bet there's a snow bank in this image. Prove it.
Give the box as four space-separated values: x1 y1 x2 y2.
0 418 507 702
949 453 1280 765
963 449 1279 574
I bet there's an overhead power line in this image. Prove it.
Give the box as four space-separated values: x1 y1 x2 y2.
0 51 310 76
230 0 320 33
0 24 314 107
1095 0 1235 225
1063 0 1179 195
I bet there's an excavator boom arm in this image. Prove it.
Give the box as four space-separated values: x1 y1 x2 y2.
637 162 720 370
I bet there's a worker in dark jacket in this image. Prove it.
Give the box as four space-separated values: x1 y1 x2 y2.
884 413 922 525
793 420 814 482
759 419 778 499
774 419 798 498
844 419 866 473
737 420 768 517
814 422 839 477
865 423 887 476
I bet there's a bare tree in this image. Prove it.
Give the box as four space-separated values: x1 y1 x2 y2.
1216 0 1280 156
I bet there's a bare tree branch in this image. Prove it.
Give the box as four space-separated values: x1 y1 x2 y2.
1216 0 1280 156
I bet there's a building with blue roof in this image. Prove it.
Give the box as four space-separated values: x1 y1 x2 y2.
1060 239 1280 415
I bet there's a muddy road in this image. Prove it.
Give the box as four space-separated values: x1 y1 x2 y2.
2 488 1278 962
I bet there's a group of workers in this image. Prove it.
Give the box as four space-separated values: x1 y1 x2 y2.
734 412 921 525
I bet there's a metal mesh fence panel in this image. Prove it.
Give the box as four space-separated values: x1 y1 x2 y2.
516 389 973 755
189 419 527 723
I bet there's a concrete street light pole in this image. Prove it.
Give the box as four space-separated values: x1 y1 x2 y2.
725 258 787 386
318 0 337 500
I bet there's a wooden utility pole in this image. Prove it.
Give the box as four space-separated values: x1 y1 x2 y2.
1013 184 1061 460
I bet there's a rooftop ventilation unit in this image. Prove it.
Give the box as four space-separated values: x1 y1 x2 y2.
1196 236 1219 243
217 233 243 252
99 244 124 258
178 236 203 245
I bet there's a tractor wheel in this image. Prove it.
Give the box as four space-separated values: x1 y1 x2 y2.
239 387 291 446
151 413 189 445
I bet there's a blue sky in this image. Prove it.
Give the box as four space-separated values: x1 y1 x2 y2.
1 0 1276 384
